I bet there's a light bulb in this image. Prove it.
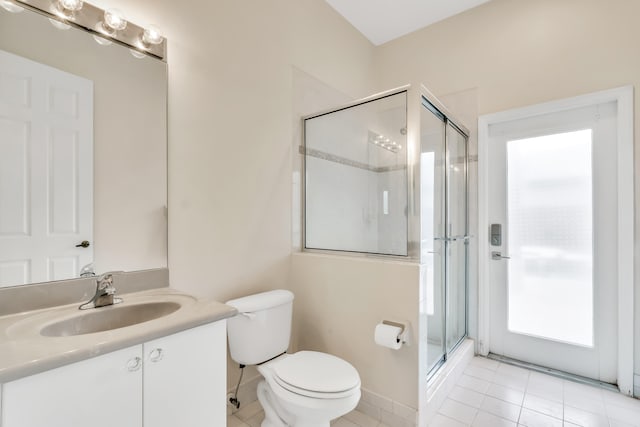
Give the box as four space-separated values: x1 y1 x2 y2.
104 9 126 32
93 34 112 45
130 49 146 59
142 25 163 46
49 18 71 30
0 0 24 13
58 0 83 12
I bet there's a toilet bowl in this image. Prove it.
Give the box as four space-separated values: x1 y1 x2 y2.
225 290 361 427
256 352 361 427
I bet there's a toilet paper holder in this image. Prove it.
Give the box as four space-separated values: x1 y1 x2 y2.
381 320 410 344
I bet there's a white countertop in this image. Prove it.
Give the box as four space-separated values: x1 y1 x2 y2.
0 288 236 383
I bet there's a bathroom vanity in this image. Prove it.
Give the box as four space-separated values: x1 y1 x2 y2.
0 286 236 427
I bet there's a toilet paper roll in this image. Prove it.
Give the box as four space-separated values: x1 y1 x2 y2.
374 323 403 350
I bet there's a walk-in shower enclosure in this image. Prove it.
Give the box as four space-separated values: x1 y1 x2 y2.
302 86 470 377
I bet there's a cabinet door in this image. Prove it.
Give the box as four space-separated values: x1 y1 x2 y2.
2 345 143 427
143 321 226 427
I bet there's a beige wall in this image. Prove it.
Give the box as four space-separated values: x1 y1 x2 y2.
91 0 376 392
91 0 375 297
290 253 421 408
85 0 639 408
374 0 640 379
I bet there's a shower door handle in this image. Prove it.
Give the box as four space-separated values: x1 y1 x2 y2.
434 235 471 242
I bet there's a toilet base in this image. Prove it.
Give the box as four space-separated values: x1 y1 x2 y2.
258 380 290 427
257 380 334 427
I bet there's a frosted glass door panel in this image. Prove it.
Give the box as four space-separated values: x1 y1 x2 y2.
304 92 408 256
507 130 593 347
487 100 618 382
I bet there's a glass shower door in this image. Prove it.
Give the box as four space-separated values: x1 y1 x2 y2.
421 99 468 374
446 123 468 352
421 103 446 372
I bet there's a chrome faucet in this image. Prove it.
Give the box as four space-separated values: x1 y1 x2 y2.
79 272 124 310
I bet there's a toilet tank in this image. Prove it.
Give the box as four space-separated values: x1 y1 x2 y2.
226 290 294 366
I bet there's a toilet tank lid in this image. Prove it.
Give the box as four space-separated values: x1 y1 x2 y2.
225 290 294 313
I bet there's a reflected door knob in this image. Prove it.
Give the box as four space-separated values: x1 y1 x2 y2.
75 240 91 248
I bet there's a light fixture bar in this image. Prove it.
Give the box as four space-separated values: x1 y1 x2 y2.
12 0 166 61
368 130 401 153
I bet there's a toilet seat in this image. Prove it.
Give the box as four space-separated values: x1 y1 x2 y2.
270 351 360 399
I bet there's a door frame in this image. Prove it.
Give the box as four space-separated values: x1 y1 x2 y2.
477 86 634 395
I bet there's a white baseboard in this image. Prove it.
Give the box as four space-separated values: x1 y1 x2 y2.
356 388 418 427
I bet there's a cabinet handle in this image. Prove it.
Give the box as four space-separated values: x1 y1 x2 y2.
149 348 164 363
127 356 143 372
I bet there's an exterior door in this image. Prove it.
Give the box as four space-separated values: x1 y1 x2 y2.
0 48 93 286
486 102 618 382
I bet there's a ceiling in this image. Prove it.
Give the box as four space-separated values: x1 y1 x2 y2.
325 0 491 46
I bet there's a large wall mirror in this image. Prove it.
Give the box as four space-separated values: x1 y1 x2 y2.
0 6 167 288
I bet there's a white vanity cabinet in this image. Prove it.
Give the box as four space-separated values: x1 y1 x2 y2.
1 321 226 427
2 345 143 427
143 321 226 427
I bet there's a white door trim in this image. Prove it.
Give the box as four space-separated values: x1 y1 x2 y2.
478 86 634 395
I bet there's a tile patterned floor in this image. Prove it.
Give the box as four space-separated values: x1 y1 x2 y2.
433 356 640 427
227 356 640 427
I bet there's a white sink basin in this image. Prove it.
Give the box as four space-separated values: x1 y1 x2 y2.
40 301 182 337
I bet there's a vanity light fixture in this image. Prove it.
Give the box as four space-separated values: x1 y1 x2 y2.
368 130 401 153
93 9 126 46
142 25 163 46
103 8 126 32
9 0 167 60
0 0 24 12
56 0 82 17
129 24 163 59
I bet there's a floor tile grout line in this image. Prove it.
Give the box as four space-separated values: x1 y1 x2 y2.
454 357 640 427
435 411 472 426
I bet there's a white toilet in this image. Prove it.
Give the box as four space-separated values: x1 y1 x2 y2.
226 290 361 427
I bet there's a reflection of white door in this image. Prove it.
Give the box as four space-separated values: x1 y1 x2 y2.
0 49 92 287
480 89 634 386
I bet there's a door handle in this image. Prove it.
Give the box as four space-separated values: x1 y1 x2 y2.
75 240 91 248
491 251 511 260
